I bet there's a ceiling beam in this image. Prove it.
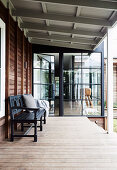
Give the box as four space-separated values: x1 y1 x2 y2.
41 2 51 37
20 22 104 38
72 6 81 40
31 38 93 50
15 0 117 11
12 8 111 27
27 31 97 45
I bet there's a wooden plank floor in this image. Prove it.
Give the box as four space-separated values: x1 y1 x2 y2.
1 117 117 170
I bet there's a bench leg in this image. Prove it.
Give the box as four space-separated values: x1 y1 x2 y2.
11 120 14 142
34 121 37 142
40 116 43 131
44 112 46 124
21 123 24 132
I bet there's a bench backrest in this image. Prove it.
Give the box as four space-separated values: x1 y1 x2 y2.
9 95 23 118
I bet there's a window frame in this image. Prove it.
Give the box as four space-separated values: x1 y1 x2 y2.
0 19 5 118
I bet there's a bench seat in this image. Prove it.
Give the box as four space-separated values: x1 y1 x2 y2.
14 109 45 121
9 95 46 142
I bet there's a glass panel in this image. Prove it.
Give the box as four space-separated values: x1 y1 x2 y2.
82 53 101 69
51 63 54 70
82 69 101 84
63 70 72 84
64 100 82 115
63 69 82 84
33 54 41 68
51 56 54 62
49 100 54 114
41 59 49 69
41 69 49 84
82 54 89 68
82 85 101 116
55 77 59 96
51 73 55 83
33 69 40 83
74 55 81 68
83 100 101 116
74 69 81 84
41 84 49 100
34 84 41 100
92 85 101 100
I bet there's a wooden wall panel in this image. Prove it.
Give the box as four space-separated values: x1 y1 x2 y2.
24 37 28 94
0 1 32 140
17 28 23 95
29 44 32 94
9 17 16 96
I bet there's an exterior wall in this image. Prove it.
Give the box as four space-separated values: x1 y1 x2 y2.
88 117 107 130
104 59 117 118
0 1 32 141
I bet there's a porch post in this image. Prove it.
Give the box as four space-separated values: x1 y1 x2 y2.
107 28 113 134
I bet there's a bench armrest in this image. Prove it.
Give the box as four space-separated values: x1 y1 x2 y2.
11 106 39 111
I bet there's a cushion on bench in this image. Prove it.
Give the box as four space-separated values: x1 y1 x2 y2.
23 94 37 108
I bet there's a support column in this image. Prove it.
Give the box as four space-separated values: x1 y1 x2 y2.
72 56 75 100
107 28 113 134
59 52 63 116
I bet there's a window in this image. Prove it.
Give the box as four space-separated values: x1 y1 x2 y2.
0 19 5 118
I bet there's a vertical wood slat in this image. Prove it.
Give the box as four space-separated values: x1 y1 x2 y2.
22 32 24 94
15 22 18 95
30 44 32 94
26 42 29 94
5 9 10 138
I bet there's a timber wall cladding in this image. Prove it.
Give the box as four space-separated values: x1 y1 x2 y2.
0 1 32 140
9 17 16 96
17 27 23 95
9 17 32 96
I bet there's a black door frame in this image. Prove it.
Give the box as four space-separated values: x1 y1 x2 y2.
32 44 104 117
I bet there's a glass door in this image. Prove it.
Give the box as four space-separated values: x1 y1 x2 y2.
33 53 55 115
63 53 102 116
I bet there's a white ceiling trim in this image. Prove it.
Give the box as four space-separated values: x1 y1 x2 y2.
12 8 111 27
21 22 104 38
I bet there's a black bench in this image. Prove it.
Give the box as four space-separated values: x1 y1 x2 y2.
9 95 46 142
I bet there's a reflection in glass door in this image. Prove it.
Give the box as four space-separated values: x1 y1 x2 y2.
63 53 102 116
33 53 55 115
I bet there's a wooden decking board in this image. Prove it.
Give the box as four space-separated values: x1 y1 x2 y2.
0 117 117 169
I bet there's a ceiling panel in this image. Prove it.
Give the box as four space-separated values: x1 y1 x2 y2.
49 20 73 28
75 23 102 32
22 17 45 24
80 7 112 19
46 3 76 16
28 29 48 34
11 0 42 11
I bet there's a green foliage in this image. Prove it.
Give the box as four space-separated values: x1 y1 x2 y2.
113 119 117 132
104 101 117 108
104 101 106 108
113 103 117 108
